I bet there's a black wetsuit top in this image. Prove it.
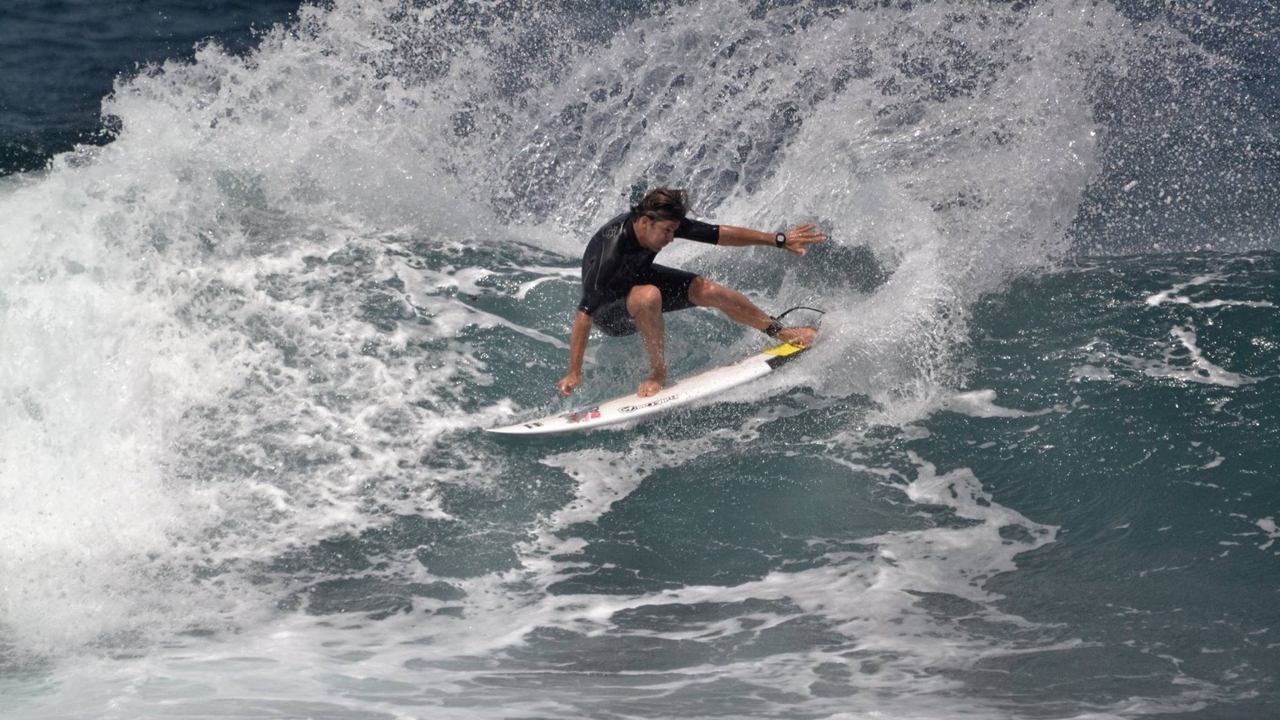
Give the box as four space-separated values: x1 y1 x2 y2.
576 212 720 317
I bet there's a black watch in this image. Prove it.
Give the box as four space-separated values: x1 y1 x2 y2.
775 232 787 248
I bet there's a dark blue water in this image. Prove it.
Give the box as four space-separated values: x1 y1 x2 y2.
1 1 1277 719
0 0 298 174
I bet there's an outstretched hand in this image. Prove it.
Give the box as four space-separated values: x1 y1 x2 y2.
781 223 826 255
558 374 580 397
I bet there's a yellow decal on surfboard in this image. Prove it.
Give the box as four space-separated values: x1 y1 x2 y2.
763 342 805 357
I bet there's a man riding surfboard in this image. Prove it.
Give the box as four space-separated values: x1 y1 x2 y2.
558 188 825 398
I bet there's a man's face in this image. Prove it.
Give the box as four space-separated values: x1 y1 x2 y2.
635 216 679 253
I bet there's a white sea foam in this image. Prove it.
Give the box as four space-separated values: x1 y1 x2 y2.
1071 364 1116 382
1259 518 1280 552
4 431 1065 719
1200 453 1225 470
0 0 1221 717
1145 274 1217 306
1152 326 1256 387
1147 274 1277 309
538 448 653 531
943 389 1053 418
1086 324 1259 389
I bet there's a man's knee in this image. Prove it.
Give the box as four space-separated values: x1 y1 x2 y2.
687 276 721 306
627 284 662 315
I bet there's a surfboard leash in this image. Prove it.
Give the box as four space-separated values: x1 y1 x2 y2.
764 305 826 337
775 305 826 321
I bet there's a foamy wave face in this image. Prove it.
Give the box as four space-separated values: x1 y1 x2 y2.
0 0 1157 674
94 0 1129 411
498 0 1125 407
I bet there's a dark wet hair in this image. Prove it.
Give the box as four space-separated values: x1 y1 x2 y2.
630 188 690 224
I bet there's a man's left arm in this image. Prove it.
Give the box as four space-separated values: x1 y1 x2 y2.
717 223 826 255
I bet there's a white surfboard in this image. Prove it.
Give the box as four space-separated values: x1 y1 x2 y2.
486 341 810 436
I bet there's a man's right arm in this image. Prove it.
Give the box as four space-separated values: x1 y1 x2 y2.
558 310 594 396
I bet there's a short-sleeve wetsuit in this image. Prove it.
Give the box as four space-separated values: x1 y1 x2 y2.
576 212 721 336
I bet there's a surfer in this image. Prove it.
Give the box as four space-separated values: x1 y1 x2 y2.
558 188 826 398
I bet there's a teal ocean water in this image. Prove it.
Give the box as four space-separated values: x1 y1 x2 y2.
1 2 1277 718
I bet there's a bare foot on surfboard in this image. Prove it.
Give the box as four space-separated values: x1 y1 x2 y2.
776 325 818 348
637 366 667 398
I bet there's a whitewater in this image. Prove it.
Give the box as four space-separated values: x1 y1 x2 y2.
1 1 1277 718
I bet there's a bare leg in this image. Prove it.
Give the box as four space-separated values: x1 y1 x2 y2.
687 276 817 346
627 284 667 397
